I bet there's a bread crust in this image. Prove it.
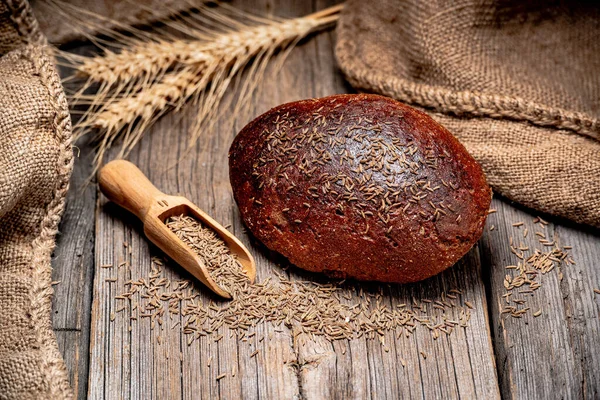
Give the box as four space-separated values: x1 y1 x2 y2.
229 94 491 283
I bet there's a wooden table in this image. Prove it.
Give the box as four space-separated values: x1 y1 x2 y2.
49 1 600 398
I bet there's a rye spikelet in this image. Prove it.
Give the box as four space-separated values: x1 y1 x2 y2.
56 2 342 169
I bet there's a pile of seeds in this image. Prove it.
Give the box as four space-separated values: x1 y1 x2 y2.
166 215 248 296
111 214 473 347
499 216 575 319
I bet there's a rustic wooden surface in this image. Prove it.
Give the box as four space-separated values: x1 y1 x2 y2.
49 0 600 399
481 201 600 399
52 139 96 400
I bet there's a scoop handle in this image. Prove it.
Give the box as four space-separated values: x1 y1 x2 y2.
98 160 163 220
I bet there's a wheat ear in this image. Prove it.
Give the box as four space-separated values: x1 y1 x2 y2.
91 17 327 154
59 3 342 169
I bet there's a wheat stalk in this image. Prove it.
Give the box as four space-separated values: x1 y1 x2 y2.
57 2 342 170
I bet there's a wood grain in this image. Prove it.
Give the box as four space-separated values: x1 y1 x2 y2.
481 198 600 399
51 140 96 400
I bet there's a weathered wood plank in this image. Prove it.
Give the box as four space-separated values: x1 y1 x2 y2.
51 139 96 400
481 197 600 399
293 248 499 400
54 330 87 400
556 223 600 399
85 0 501 397
89 101 303 400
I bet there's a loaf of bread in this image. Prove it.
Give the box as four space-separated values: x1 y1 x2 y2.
229 94 491 283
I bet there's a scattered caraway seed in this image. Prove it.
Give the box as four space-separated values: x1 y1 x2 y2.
593 288 600 295
113 215 472 344
535 217 549 225
216 373 226 381
501 224 574 319
110 214 475 348
109 212 493 361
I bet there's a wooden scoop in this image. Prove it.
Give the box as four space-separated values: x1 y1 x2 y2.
97 159 255 299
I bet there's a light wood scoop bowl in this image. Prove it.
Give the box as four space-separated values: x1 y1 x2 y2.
98 159 256 299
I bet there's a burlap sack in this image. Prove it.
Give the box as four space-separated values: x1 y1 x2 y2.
0 0 73 398
336 0 600 228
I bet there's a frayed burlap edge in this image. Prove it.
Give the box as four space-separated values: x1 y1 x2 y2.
24 44 75 399
4 0 75 397
335 21 600 143
6 0 45 47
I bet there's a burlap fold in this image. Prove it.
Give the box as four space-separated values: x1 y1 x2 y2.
336 0 600 228
0 0 73 398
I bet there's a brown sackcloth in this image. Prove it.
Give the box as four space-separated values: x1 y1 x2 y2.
336 0 600 228
0 0 73 398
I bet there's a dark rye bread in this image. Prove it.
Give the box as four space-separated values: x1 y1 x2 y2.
229 94 491 283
